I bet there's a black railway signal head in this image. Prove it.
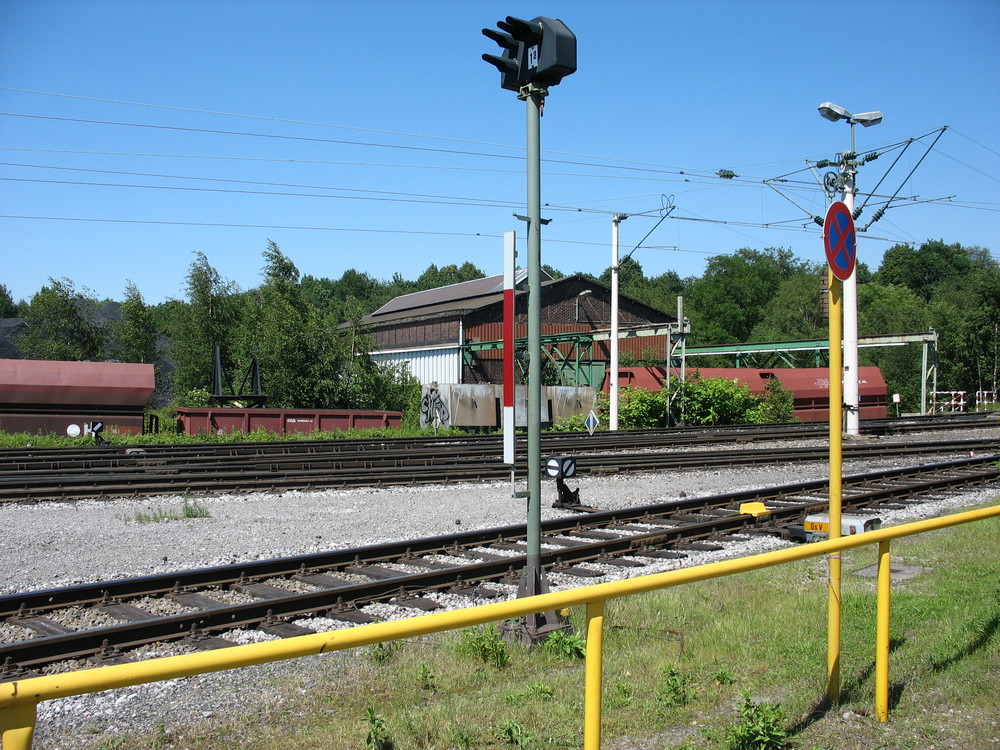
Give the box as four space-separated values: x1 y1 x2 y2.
482 26 524 92
482 15 576 92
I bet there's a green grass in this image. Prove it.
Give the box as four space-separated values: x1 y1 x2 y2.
123 498 211 523
58 503 1000 749
0 423 466 449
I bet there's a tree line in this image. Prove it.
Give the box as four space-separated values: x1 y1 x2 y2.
1 238 996 415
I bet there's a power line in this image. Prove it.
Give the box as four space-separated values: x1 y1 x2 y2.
0 214 505 238
0 86 525 152
0 86 772 178
0 213 721 255
0 147 736 186
0 112 773 186
0 176 526 210
0 161 524 207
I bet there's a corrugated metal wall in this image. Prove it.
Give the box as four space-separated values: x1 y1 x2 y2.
371 346 462 385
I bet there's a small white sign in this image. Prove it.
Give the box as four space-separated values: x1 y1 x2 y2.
585 410 599 436
528 45 539 69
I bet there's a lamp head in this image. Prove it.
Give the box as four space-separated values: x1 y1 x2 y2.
852 110 883 127
818 101 851 122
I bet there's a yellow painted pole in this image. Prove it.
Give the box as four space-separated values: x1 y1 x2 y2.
875 540 892 722
827 268 843 705
584 600 606 750
0 702 35 750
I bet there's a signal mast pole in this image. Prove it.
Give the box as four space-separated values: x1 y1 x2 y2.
482 14 577 642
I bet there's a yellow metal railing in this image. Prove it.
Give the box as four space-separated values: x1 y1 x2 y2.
2 503 997 749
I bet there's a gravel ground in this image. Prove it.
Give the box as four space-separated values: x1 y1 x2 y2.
2 434 998 749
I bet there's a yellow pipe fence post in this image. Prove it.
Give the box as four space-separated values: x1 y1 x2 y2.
584 599 606 750
0 702 36 750
876 540 892 722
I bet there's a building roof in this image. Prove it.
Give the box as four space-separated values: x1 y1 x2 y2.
369 269 543 318
360 274 675 329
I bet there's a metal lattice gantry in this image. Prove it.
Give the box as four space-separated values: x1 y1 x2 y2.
675 330 939 414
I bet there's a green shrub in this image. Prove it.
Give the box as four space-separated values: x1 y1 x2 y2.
540 629 586 659
364 706 394 750
456 624 510 669
679 374 760 425
618 385 669 428
657 665 696 707
744 377 795 424
726 690 787 750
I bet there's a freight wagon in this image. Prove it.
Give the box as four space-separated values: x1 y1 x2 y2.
174 407 403 436
0 359 154 436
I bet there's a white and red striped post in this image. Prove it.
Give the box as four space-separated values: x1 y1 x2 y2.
503 231 516 471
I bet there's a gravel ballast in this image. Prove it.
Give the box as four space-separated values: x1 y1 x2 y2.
2 444 998 749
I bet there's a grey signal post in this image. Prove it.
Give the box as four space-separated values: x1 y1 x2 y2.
483 15 577 642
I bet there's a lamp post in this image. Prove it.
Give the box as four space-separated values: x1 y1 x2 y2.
818 102 882 437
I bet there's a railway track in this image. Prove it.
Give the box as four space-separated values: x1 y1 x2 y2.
2 414 998 502
2 413 995 469
2 453 997 678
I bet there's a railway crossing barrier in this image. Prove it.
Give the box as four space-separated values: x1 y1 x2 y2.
2 504 998 749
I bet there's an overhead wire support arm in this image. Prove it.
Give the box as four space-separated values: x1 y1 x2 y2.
763 178 826 226
875 127 949 217
622 194 676 262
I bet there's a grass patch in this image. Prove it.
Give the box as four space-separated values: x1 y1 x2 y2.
123 498 211 523
69 504 1000 749
0 424 468 449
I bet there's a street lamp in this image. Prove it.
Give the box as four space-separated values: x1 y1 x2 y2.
817 102 882 437
575 289 593 323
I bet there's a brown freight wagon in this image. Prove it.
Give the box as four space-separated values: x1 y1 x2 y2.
174 407 403 436
0 359 155 436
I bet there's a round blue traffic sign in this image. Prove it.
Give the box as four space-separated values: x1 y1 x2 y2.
824 201 856 281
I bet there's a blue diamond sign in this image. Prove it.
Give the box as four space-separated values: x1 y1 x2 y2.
585 410 599 436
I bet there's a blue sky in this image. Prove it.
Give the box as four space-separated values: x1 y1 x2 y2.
2 0 997 305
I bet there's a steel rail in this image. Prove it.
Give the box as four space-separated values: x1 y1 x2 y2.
2 413 995 472
1 437 997 502
2 455 997 674
9 453 993 617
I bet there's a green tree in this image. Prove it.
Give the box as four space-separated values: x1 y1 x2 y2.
113 282 161 364
232 242 422 413
0 284 17 318
415 262 485 291
17 278 107 360
873 240 977 300
237 242 329 408
749 269 827 342
929 267 1000 394
169 252 241 397
857 282 930 409
684 247 808 345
